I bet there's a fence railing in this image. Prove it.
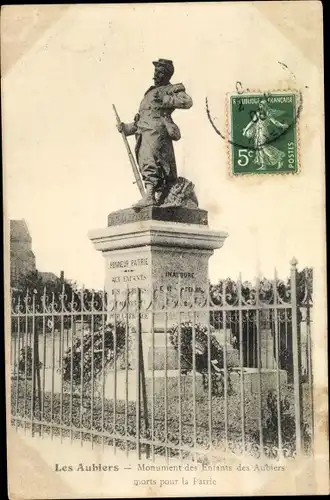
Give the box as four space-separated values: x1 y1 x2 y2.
10 260 313 463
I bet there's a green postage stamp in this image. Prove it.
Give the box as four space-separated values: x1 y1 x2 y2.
228 91 299 175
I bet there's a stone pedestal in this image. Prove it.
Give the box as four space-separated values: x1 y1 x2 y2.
89 207 228 374
260 329 277 369
230 368 287 394
213 329 240 367
97 367 287 403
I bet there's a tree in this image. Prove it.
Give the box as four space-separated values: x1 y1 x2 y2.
208 268 312 375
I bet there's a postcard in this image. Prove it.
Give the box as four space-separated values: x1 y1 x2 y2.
3 2 328 497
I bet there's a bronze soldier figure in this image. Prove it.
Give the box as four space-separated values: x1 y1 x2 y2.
117 59 193 208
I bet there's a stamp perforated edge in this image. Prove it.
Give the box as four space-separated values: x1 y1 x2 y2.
225 89 302 178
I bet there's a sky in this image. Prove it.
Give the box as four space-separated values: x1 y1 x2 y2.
3 3 325 289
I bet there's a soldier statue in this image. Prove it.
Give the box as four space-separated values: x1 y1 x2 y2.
117 59 193 209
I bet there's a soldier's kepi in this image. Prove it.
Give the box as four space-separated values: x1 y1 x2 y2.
116 59 193 209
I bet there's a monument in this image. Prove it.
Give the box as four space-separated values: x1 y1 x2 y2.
88 59 227 398
88 59 285 399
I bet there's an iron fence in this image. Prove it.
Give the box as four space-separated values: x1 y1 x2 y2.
10 259 313 463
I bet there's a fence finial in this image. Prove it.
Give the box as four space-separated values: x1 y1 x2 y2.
290 256 298 267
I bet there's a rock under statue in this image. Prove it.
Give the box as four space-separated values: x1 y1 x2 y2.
117 59 198 209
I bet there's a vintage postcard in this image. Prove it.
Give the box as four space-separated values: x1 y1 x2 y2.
3 2 328 498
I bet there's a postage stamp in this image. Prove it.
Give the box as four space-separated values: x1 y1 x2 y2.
227 91 299 175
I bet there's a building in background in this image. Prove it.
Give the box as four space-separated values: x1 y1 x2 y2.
10 219 36 289
10 219 65 290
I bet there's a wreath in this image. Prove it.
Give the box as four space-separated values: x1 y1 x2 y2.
169 321 233 396
61 322 126 390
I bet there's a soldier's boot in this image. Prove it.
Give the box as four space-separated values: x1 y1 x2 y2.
132 183 156 209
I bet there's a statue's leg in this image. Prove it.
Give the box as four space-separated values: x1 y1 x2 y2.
157 133 177 182
133 131 164 209
151 133 178 205
141 163 163 190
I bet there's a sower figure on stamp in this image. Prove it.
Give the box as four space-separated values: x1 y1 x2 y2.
117 59 193 209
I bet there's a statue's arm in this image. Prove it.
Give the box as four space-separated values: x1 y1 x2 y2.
161 84 193 110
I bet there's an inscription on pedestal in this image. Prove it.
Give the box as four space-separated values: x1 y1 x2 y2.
108 257 149 285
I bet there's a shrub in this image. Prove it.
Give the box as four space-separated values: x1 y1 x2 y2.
249 388 312 456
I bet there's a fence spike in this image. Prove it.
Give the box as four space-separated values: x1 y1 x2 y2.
290 256 298 267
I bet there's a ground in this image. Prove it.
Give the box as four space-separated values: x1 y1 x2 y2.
11 380 312 462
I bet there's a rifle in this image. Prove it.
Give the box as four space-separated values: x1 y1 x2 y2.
112 104 145 197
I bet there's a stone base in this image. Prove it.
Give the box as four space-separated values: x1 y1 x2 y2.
107 206 208 227
229 368 287 394
147 342 240 370
148 346 179 370
42 365 287 402
101 369 191 402
98 367 287 402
